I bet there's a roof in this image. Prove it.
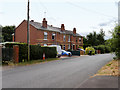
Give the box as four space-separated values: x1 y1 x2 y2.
29 20 82 37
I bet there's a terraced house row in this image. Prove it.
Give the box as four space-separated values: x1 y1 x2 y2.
14 18 83 50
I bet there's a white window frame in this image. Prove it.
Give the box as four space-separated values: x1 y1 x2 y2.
63 35 66 41
68 44 70 49
68 35 70 42
44 32 48 40
79 38 82 42
52 33 55 40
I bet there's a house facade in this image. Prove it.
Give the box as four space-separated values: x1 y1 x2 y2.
15 18 83 50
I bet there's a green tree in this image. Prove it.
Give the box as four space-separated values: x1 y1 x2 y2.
111 25 120 59
105 39 115 52
97 29 105 45
85 29 105 47
86 31 99 46
83 36 90 49
0 25 2 42
2 26 15 42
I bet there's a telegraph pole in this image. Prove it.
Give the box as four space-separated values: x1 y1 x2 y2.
118 1 120 25
27 0 30 61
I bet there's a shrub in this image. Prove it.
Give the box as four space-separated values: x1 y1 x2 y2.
30 45 42 60
5 42 28 62
94 45 111 54
97 45 105 54
105 46 111 53
85 47 95 55
42 46 57 59
4 43 57 62
67 49 72 52
78 46 84 49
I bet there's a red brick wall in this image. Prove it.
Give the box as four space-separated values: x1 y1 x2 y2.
15 20 27 43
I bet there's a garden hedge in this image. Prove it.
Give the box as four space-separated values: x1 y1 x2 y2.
5 43 57 62
94 45 111 54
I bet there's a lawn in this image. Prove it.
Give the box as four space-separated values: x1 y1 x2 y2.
94 59 120 76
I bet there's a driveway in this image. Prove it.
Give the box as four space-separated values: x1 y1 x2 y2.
2 54 115 88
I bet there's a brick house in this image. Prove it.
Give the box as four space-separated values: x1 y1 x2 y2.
14 18 83 50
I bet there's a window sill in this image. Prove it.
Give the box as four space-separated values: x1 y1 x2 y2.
44 39 48 40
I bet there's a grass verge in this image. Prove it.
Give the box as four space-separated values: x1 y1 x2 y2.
93 59 120 77
2 58 60 67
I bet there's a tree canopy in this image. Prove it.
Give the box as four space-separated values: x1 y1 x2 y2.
2 25 15 42
83 29 105 48
111 25 120 59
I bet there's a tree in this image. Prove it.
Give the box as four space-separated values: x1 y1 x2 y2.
0 25 2 42
111 25 120 59
83 36 89 49
97 29 105 45
2 26 15 42
84 29 105 47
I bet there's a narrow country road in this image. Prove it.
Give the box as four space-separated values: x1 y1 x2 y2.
2 54 114 88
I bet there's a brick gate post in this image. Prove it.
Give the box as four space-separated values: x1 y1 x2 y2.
13 45 19 63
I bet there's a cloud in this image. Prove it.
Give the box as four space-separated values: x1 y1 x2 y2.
99 23 108 26
98 19 117 27
0 0 119 3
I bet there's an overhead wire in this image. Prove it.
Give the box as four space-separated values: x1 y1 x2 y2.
66 1 117 19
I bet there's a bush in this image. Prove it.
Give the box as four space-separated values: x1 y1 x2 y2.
111 25 120 59
97 45 105 54
5 42 28 62
5 43 57 62
30 45 42 60
94 45 111 54
67 49 72 52
85 47 95 55
42 46 57 59
105 46 111 53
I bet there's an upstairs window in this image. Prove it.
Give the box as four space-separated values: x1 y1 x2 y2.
79 38 82 42
44 32 47 40
63 35 66 41
68 35 70 42
76 38 78 43
52 33 55 40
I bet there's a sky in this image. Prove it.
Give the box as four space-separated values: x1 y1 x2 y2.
0 0 119 39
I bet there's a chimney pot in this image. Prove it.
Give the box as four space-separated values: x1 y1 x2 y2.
31 20 34 22
73 28 76 34
61 24 65 31
42 18 47 28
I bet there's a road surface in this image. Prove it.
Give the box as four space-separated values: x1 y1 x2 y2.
2 54 114 88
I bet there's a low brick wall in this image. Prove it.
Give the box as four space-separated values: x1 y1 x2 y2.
80 51 84 55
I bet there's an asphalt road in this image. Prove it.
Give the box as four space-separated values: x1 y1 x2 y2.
2 54 114 88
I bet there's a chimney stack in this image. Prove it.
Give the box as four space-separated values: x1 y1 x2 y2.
61 24 65 31
31 20 34 22
73 28 76 34
42 18 47 28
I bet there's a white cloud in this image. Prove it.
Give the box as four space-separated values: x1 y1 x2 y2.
0 0 119 3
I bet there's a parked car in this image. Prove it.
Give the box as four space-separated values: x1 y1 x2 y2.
61 50 72 57
77 48 85 52
48 45 62 58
